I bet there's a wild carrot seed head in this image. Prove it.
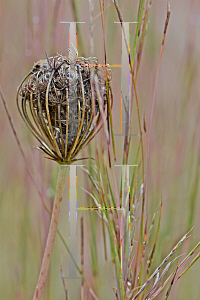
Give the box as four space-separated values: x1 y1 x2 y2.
16 53 112 164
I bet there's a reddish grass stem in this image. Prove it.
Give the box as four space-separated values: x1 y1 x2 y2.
33 165 68 300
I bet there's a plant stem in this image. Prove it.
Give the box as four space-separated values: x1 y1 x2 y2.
33 165 68 300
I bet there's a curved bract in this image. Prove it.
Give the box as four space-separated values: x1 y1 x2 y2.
16 53 112 164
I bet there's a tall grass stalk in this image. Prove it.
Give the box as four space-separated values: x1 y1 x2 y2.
83 1 200 300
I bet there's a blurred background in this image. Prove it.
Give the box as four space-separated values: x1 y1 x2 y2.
0 0 200 299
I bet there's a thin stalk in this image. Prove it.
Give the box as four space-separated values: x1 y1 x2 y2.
33 165 68 300
81 217 84 300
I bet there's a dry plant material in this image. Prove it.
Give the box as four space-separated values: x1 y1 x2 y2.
15 52 112 300
17 53 112 164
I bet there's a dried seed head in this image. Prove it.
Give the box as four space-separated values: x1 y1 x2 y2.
17 53 112 164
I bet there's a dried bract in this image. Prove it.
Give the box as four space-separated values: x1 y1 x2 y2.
16 53 112 164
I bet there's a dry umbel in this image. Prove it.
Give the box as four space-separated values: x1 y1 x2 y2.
16 52 112 164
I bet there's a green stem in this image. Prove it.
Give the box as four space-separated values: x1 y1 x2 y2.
33 165 68 300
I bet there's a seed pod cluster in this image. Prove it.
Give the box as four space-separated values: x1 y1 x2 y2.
17 53 112 164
